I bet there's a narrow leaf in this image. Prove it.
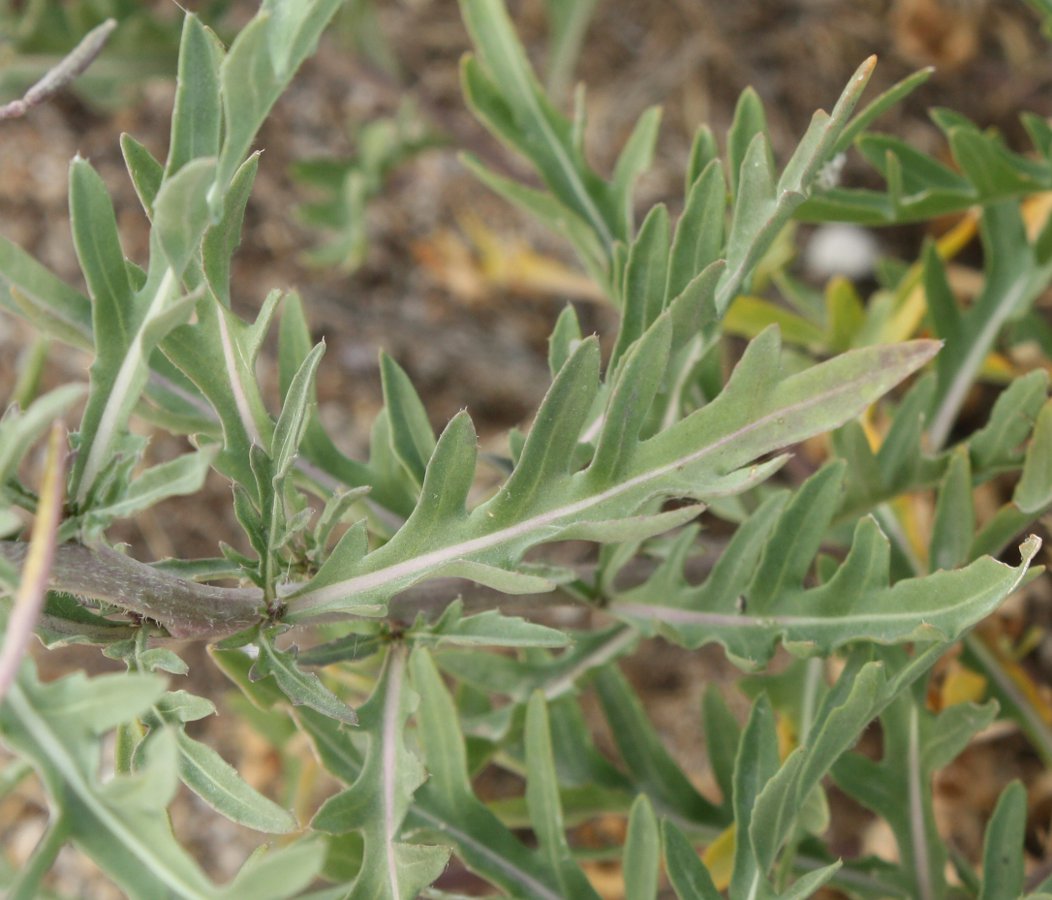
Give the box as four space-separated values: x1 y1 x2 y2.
979 780 1027 900
730 694 779 892
120 134 164 218
408 649 565 898
379 353 435 488
623 795 660 900
413 599 569 648
69 157 134 321
663 821 722 900
525 691 600 898
217 838 326 900
272 342 325 482
1014 399 1052 514
668 161 726 301
595 666 723 825
176 731 297 833
251 632 358 725
153 157 217 276
931 446 974 571
166 13 223 177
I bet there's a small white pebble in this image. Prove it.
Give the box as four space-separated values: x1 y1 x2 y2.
804 223 880 281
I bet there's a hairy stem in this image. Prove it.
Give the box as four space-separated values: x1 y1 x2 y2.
0 540 650 641
0 541 263 640
0 533 719 640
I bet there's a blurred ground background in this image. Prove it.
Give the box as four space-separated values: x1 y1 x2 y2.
3 0 1052 895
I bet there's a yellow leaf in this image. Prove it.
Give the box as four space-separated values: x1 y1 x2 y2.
724 295 825 346
877 212 978 344
461 213 604 302
702 824 736 891
413 213 605 306
861 403 883 453
0 421 66 701
939 660 987 708
824 276 865 351
1022 191 1052 241
889 493 932 568
777 712 798 760
976 624 1052 726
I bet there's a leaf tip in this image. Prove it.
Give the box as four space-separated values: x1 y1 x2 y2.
895 337 942 369
1020 533 1043 563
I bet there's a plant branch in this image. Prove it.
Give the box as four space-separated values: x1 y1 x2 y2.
0 540 679 641
0 19 117 121
0 541 263 640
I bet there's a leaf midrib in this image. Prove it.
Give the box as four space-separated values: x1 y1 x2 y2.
6 681 211 900
289 362 890 614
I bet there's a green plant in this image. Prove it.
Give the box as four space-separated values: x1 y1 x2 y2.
291 0 596 274
292 99 441 272
1 1 1051 898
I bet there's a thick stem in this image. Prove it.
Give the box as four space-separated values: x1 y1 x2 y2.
0 541 263 640
0 540 714 641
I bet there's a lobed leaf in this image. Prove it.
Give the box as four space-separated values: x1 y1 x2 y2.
213 1 344 213
69 155 208 505
927 203 1052 449
460 0 619 251
615 523 1040 668
313 646 448 898
161 291 279 496
251 630 358 725
410 598 569 648
289 330 938 619
406 648 568 898
832 675 999 899
0 666 218 899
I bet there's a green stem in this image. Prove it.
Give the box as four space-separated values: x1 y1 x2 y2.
0 758 33 799
7 815 70 900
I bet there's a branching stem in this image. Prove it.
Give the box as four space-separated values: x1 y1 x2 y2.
0 540 641 640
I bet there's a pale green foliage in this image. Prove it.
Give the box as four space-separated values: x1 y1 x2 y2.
1 1 1052 898
293 100 440 273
